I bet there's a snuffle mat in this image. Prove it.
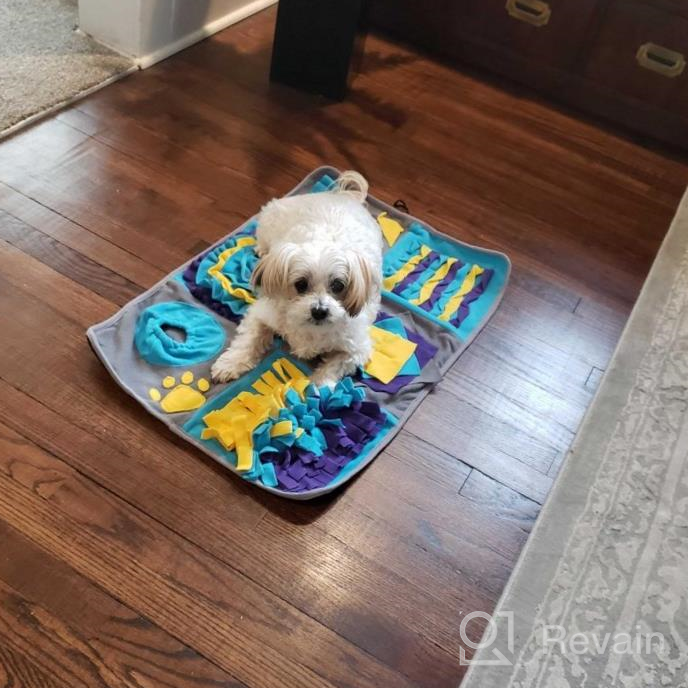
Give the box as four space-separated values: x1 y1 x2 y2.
88 167 510 500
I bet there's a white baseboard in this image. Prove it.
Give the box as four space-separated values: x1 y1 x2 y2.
136 0 277 69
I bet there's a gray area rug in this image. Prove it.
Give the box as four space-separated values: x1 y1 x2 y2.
0 0 134 137
461 190 688 687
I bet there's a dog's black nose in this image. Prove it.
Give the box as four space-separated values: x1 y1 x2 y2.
310 305 329 321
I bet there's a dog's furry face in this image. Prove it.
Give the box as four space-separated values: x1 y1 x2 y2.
211 172 383 385
252 241 374 329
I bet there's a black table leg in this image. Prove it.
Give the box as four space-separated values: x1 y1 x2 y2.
270 0 365 100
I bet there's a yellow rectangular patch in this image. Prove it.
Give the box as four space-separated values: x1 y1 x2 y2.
364 325 417 385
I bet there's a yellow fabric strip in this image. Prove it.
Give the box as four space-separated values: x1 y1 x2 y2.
382 245 432 291
200 357 312 473
271 420 293 437
235 428 253 471
292 377 310 396
409 258 457 306
275 358 310 395
207 236 257 304
271 360 288 383
439 265 484 322
364 325 417 385
260 371 282 390
275 358 306 383
377 212 404 247
237 392 265 415
251 379 273 396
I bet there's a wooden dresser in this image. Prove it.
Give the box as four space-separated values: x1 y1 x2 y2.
368 0 688 148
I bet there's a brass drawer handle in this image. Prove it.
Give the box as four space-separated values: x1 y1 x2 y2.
636 42 685 78
505 0 551 27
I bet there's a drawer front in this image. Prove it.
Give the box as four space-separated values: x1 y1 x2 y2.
636 0 688 20
458 0 598 68
367 0 463 49
368 0 599 70
584 1 688 114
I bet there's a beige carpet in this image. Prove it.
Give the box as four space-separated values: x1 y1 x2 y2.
461 190 688 686
0 0 134 137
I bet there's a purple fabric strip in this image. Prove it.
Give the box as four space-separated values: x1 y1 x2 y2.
359 401 381 417
182 255 242 323
408 328 438 369
450 268 494 327
419 258 465 312
287 462 307 481
391 251 441 296
340 420 367 445
270 397 386 492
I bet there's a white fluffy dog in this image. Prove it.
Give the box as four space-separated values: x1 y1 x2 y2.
210 171 383 387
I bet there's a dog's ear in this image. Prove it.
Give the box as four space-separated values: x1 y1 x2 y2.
251 245 294 297
332 170 368 203
343 252 377 317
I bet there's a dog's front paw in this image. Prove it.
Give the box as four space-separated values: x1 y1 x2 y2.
310 370 339 390
210 352 252 383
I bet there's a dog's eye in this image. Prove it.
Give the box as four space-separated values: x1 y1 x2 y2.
330 278 345 295
294 277 309 294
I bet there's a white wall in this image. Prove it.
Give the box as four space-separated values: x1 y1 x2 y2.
78 0 142 58
79 0 276 67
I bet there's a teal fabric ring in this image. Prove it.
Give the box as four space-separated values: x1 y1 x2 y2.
134 301 226 366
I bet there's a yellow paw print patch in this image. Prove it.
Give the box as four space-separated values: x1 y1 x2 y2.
149 371 210 413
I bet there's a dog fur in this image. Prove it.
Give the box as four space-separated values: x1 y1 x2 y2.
210 172 383 387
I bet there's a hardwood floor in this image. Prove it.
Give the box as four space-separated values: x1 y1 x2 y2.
1 7 687 687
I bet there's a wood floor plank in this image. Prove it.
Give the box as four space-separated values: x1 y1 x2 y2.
0 641 68 688
0 374 489 688
443 353 579 452
0 321 496 688
415 385 561 475
0 123 196 270
491 284 624 370
0 181 165 288
354 33 688 201
460 471 541 534
0 529 244 688
0 241 532 685
0 209 142 305
0 419 416 688
405 403 554 503
56 105 288 222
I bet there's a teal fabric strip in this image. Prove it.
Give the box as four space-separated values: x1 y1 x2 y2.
427 261 472 319
398 254 446 302
311 174 336 193
134 301 226 366
381 222 510 339
194 237 258 316
382 231 426 280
